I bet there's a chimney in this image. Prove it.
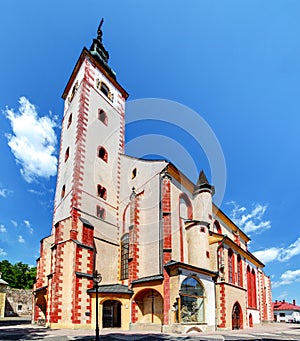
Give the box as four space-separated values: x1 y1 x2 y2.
293 300 296 306
283 299 285 303
275 300 278 303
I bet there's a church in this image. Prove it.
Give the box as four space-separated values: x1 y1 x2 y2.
33 22 273 333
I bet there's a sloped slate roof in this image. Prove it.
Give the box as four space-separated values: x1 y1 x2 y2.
87 284 133 295
131 274 164 284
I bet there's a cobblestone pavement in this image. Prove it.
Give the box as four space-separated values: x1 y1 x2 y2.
1 318 300 340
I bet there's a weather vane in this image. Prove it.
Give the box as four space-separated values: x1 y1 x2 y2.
97 18 104 42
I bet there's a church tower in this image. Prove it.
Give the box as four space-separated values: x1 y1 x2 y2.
35 21 128 328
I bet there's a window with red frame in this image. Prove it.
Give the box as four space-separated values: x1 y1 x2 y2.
247 266 257 308
237 255 243 287
120 233 129 280
228 249 234 284
251 269 257 308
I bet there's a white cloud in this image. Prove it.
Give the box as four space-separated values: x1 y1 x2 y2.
11 220 18 227
0 188 12 198
0 248 7 256
279 237 300 262
18 235 25 243
23 220 33 234
253 247 281 264
5 96 58 183
252 237 300 264
278 291 289 299
227 201 271 234
0 225 7 233
28 189 44 195
273 269 300 288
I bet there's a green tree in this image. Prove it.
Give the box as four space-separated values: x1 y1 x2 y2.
0 260 36 289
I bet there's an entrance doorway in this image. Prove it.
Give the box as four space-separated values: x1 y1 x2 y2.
102 300 121 328
134 289 163 324
232 302 242 330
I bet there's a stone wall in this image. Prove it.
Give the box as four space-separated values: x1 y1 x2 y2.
5 288 32 316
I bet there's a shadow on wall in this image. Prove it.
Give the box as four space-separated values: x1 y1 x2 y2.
4 299 18 317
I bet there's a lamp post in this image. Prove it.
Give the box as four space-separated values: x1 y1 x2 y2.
93 270 102 341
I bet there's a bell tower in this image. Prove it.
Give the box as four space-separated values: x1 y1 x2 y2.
43 21 128 328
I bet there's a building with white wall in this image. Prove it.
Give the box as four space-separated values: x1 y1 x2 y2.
33 22 273 333
273 300 300 323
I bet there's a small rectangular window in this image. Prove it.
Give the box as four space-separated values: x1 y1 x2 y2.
96 206 106 220
97 185 107 200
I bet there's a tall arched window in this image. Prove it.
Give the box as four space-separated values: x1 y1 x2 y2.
180 277 205 323
228 249 234 284
120 233 129 280
237 255 243 287
247 265 252 307
251 269 257 308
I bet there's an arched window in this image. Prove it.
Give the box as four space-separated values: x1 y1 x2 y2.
180 277 205 323
65 147 70 162
97 184 107 200
237 255 243 287
120 233 129 280
251 269 257 308
247 265 252 307
228 249 234 284
61 185 66 199
96 205 106 220
131 168 137 179
100 82 110 97
214 220 222 234
98 109 108 125
98 146 108 162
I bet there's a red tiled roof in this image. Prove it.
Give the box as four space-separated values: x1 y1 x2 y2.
273 301 300 311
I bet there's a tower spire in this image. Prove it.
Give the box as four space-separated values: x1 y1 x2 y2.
89 19 116 79
194 169 215 195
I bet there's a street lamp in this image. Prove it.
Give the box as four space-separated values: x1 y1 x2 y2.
93 270 102 341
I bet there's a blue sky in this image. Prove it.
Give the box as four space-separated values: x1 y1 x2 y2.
1 1 300 304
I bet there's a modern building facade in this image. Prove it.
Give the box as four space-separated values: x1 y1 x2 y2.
33 23 273 333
